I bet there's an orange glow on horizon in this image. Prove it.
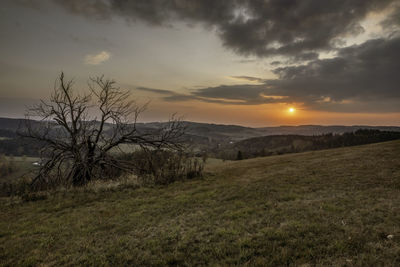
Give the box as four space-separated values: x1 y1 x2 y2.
140 99 400 127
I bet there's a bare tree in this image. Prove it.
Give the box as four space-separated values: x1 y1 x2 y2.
20 73 185 188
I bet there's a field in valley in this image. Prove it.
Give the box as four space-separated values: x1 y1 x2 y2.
1 141 399 265
0 156 39 182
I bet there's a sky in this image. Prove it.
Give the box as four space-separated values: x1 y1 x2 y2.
0 0 399 127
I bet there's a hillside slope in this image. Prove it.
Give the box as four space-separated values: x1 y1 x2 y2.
1 141 400 265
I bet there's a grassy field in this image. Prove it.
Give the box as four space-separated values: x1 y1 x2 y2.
1 141 399 266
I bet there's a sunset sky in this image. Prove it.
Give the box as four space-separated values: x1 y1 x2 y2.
1 0 399 126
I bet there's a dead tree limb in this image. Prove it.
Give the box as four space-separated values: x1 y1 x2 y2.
20 73 185 188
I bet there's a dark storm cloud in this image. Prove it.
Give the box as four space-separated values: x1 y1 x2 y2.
381 3 400 28
269 36 400 103
292 52 319 62
38 0 398 58
54 0 112 20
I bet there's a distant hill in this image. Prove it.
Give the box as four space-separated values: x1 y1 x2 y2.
257 125 400 136
224 129 400 160
1 117 400 148
0 118 27 131
1 117 400 136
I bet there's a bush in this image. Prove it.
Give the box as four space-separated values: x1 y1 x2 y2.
126 150 204 185
0 155 17 178
0 178 32 197
0 149 204 197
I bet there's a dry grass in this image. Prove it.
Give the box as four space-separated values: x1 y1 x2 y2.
1 141 399 266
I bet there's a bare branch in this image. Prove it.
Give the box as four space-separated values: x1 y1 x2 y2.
21 73 185 188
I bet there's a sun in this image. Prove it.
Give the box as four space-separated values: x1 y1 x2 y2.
288 107 295 113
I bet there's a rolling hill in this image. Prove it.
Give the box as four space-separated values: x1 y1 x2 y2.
1 117 400 142
1 140 399 265
1 117 400 157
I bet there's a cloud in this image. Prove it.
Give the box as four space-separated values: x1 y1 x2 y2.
16 0 399 113
84 51 111 65
49 0 399 59
136 35 400 112
268 36 400 105
230 76 265 83
135 84 285 106
192 84 268 104
54 0 112 20
381 3 400 29
136 86 176 95
270 61 282 66
135 86 204 102
292 52 319 62
234 59 257 64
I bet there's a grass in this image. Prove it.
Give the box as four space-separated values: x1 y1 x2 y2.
1 141 400 266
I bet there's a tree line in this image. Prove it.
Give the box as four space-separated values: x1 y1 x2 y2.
220 129 400 160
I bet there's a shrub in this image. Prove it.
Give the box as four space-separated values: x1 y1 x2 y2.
0 156 17 178
0 177 32 197
0 149 204 197
127 150 204 185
